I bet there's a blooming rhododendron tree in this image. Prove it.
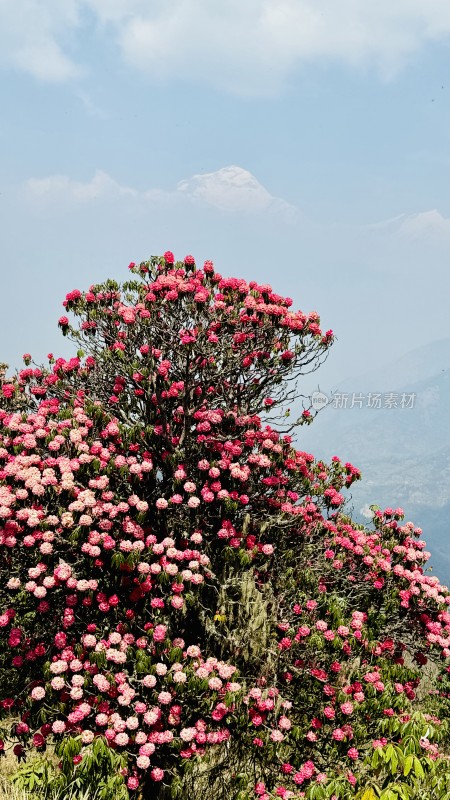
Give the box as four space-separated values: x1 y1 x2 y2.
0 253 449 800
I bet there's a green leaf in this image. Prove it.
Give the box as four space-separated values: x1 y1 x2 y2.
413 757 425 779
384 744 394 763
360 790 377 800
403 754 414 776
380 790 398 800
372 747 383 768
389 751 399 775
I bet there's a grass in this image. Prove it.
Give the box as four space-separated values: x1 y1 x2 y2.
0 754 30 800
0 750 99 800
0 775 101 800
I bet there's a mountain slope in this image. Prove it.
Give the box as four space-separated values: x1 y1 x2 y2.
297 340 450 584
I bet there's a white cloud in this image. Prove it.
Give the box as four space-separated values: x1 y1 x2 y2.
22 165 450 253
23 167 450 251
24 170 138 203
24 165 298 218
1 0 449 90
13 41 79 82
360 504 375 519
0 0 81 82
93 0 450 93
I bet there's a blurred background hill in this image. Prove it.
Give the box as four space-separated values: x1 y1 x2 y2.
298 338 450 585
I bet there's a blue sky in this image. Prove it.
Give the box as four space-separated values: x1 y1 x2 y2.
0 0 449 391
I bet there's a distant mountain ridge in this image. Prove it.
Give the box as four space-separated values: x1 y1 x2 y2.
297 338 450 585
335 337 450 394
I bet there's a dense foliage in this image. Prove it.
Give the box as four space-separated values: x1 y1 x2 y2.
1 253 449 800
